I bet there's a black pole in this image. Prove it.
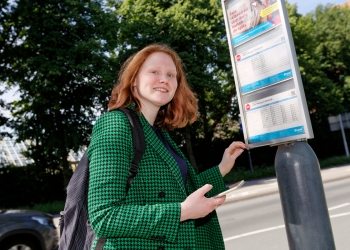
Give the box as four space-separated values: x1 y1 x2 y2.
247 149 254 173
274 141 335 249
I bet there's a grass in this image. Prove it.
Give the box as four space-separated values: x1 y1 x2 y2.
223 165 276 183
224 155 350 184
16 200 65 214
319 156 350 169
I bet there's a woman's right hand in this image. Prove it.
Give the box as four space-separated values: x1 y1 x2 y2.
180 184 226 222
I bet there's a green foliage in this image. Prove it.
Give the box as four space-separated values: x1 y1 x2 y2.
110 0 238 143
223 165 276 183
313 5 350 89
0 0 119 186
284 2 349 158
319 156 350 169
15 200 65 214
0 165 65 208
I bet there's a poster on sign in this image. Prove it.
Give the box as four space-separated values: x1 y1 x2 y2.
226 0 281 46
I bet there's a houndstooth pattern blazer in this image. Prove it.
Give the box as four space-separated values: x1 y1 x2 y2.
88 110 228 250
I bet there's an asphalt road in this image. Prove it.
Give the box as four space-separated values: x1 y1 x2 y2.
217 164 350 250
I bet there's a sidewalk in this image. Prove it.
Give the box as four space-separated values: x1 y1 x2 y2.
224 164 350 203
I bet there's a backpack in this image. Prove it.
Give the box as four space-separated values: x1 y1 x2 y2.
58 108 145 250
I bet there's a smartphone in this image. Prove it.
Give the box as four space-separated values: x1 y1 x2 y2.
211 180 245 198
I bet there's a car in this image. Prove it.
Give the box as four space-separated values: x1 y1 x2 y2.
0 209 59 250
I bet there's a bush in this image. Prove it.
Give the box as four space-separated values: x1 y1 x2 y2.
16 200 65 214
0 165 65 208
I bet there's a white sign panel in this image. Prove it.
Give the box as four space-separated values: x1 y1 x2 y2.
235 35 291 93
245 89 304 143
221 0 313 148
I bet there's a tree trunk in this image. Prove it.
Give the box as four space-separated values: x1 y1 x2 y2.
62 147 70 189
55 110 71 189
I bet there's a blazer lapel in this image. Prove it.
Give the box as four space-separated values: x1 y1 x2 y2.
140 114 187 195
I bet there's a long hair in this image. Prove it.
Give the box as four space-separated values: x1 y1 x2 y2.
108 44 198 130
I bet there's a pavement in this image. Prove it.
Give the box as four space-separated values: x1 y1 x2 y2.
224 164 350 203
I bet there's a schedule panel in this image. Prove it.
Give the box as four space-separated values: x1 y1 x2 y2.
222 0 313 148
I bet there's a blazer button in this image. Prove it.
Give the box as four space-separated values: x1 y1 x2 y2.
158 191 165 198
157 246 165 250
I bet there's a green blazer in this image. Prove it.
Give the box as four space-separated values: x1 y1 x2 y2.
88 110 228 250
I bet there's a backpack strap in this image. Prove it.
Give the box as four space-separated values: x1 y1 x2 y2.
117 107 145 192
94 108 145 250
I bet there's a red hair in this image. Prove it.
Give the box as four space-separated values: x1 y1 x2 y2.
108 44 198 130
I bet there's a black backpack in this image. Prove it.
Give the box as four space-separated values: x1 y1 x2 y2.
58 108 145 250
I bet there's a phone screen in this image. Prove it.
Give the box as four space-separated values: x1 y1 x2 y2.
211 180 245 198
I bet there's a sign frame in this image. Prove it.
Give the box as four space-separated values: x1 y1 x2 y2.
221 0 313 148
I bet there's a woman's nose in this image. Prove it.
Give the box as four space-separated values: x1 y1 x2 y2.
158 73 168 83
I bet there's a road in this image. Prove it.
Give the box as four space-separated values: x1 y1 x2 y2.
217 165 350 250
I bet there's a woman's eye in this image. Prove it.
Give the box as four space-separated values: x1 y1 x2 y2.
151 71 158 74
167 73 174 78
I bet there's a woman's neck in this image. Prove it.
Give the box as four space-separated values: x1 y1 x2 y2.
140 105 159 126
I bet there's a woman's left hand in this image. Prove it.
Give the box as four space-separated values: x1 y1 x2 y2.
218 141 246 177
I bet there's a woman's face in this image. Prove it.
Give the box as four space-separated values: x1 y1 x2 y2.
133 52 178 111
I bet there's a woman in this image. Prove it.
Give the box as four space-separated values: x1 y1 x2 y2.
88 44 246 249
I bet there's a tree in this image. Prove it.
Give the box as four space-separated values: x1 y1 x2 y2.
0 0 12 138
312 4 350 110
109 0 238 169
285 2 346 157
0 0 119 186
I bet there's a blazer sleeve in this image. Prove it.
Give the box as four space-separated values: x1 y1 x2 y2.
87 111 181 242
198 166 228 197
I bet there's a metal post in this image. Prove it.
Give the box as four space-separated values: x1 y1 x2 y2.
274 141 335 250
247 149 254 173
338 114 349 157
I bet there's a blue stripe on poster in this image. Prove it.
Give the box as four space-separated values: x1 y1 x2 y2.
233 21 274 46
249 126 305 143
241 69 292 93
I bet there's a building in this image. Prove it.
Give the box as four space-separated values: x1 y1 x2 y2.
0 138 86 168
0 138 34 166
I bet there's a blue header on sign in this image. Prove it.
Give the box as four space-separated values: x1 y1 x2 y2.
241 69 292 93
249 126 305 143
233 21 274 46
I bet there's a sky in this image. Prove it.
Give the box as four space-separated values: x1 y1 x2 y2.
287 0 348 15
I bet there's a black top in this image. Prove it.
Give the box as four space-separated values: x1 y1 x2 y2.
151 126 188 187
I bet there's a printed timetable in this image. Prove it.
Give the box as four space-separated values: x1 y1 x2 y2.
236 35 292 94
245 89 304 143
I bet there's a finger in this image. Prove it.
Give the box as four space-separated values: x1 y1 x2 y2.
227 142 246 153
232 148 244 158
214 196 226 206
197 184 213 196
229 141 246 148
217 195 226 204
226 148 244 160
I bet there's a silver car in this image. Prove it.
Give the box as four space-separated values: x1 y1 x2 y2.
0 210 59 250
